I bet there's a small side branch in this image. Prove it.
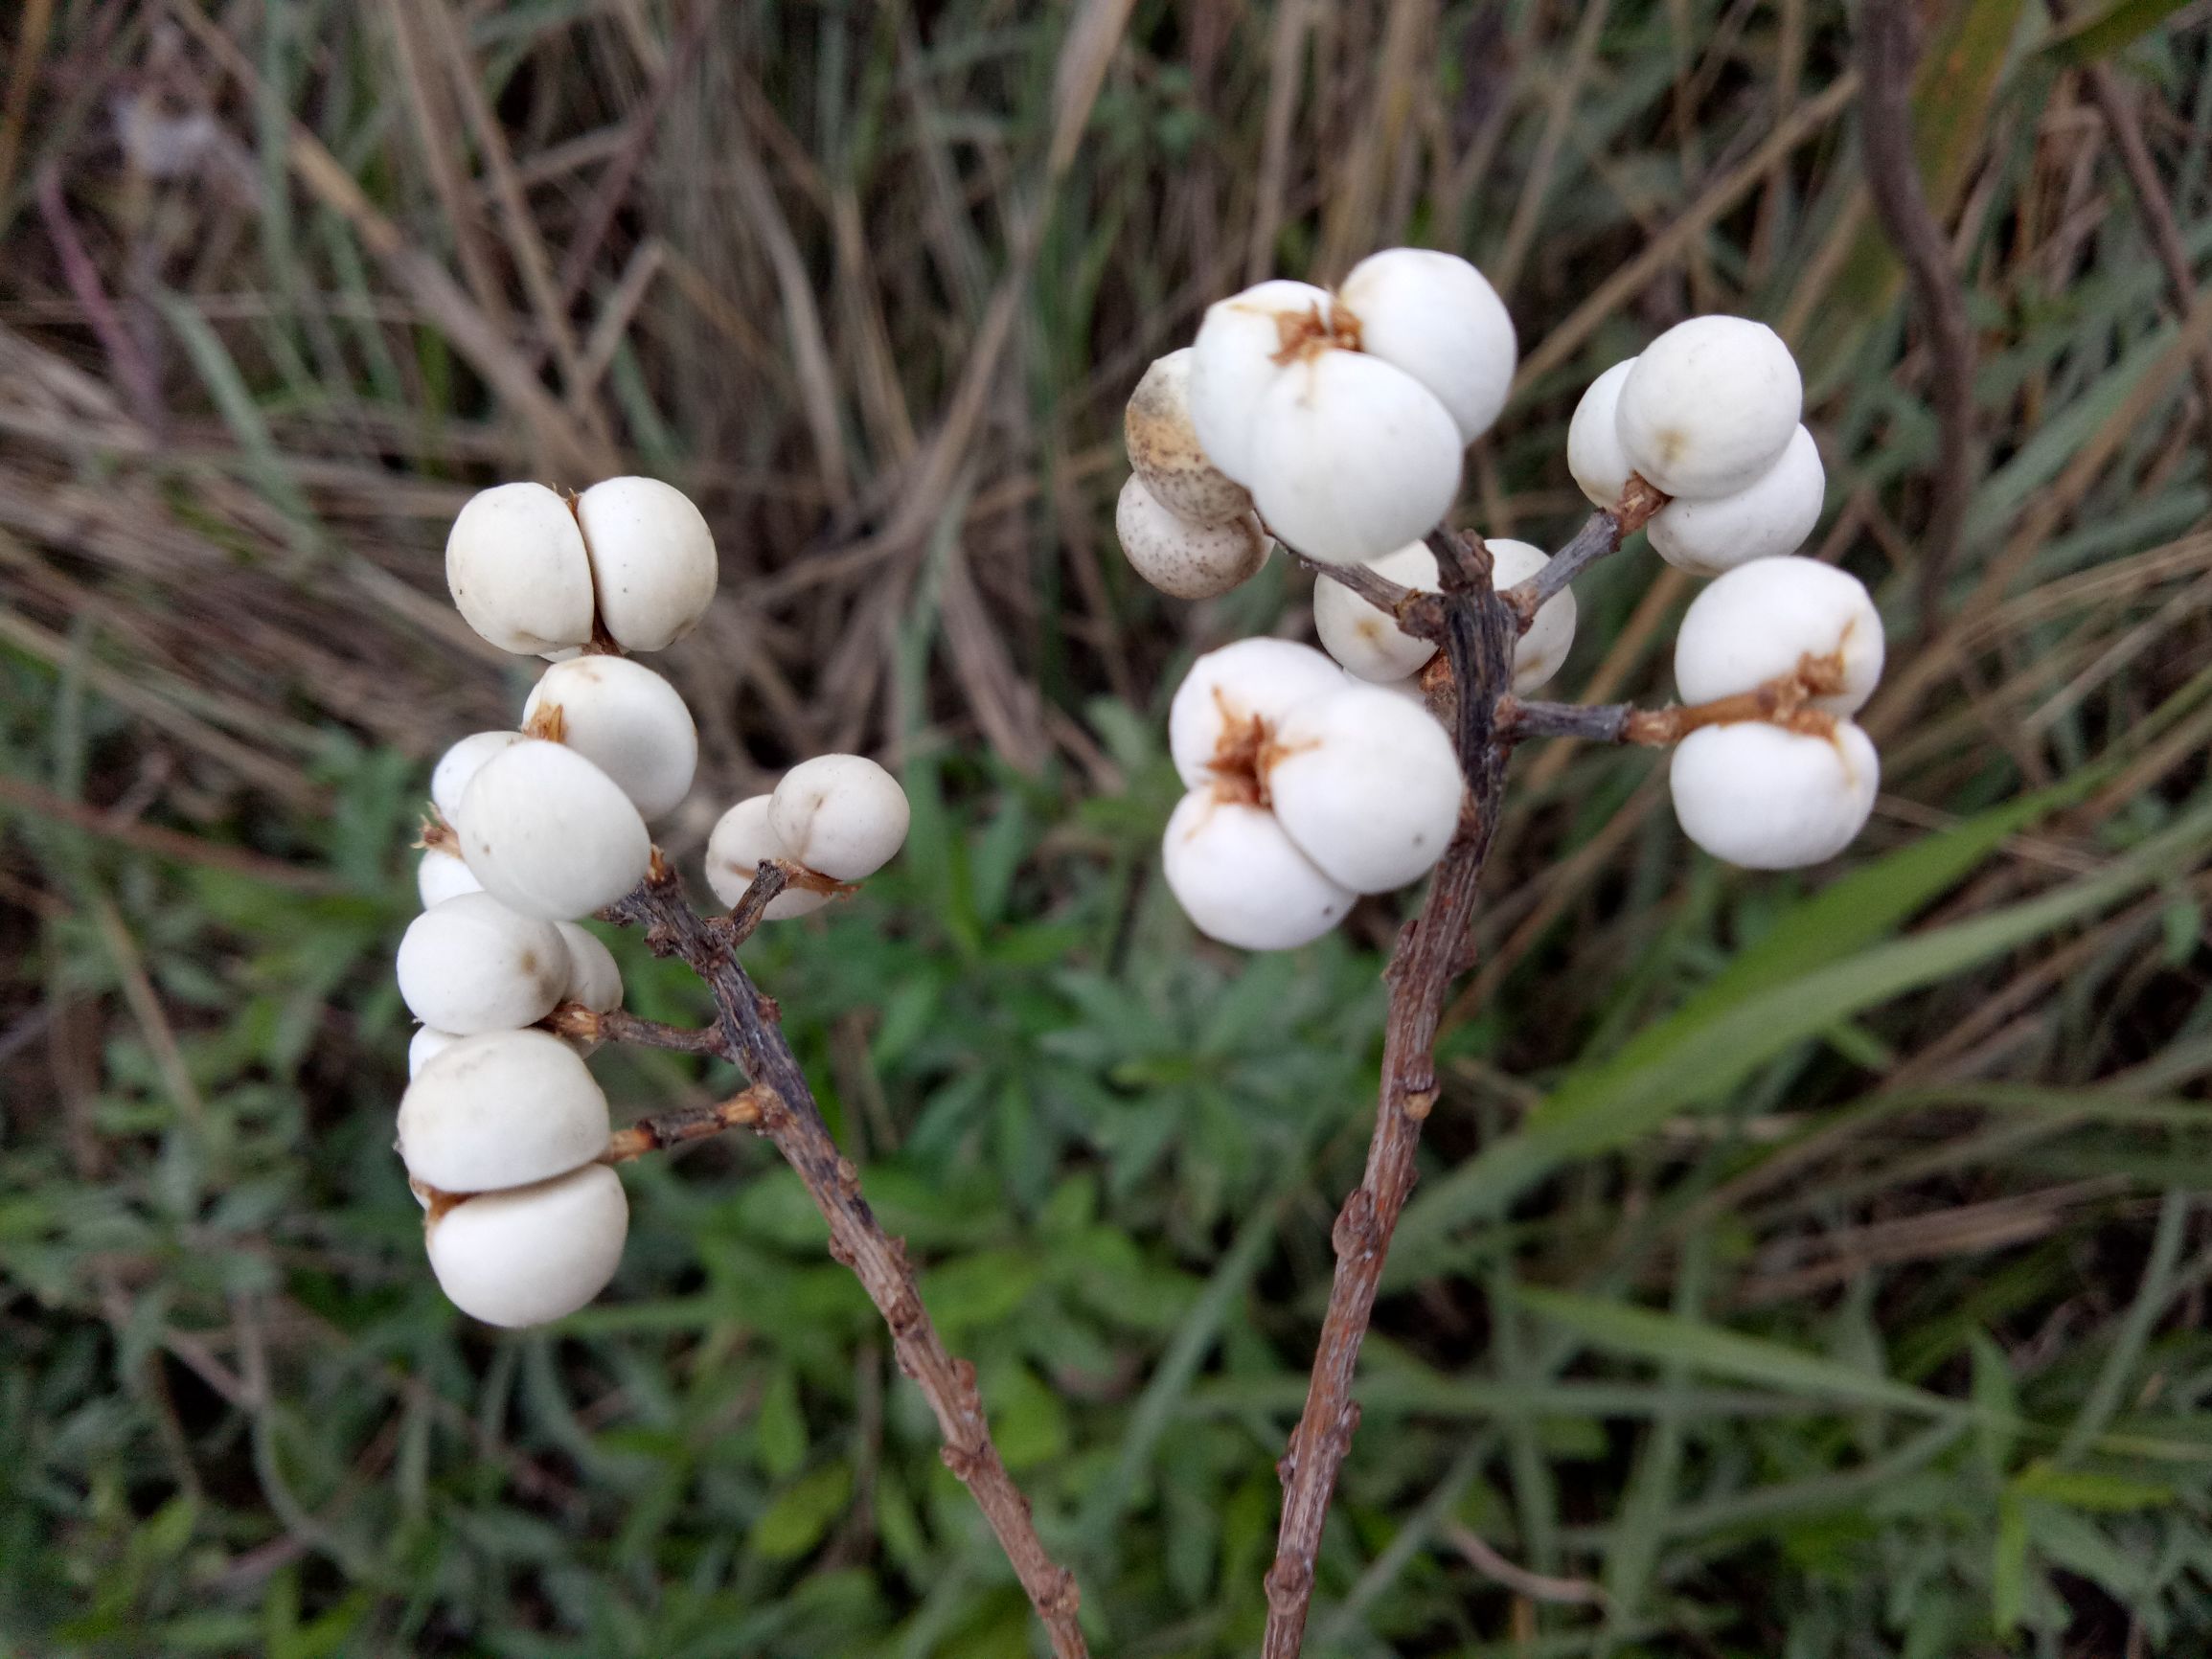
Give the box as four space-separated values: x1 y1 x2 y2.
545 1002 731 1057
1858 0 1976 626
1502 653 1848 748
601 1086 769 1162
1499 478 1667 629
603 855 1087 1659
1291 550 1450 644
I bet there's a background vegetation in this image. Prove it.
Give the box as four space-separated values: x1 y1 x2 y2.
3 1 2210 1654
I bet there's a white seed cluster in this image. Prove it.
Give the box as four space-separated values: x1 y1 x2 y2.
1666 557 1885 868
401 477 915 1328
1139 260 1886 947
1113 247 1516 595
1162 638 1463 950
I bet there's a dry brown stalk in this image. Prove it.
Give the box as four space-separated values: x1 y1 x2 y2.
600 855 1088 1659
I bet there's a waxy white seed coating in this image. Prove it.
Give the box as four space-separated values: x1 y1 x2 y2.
1161 790 1354 951
1187 280 1334 486
573 476 718 652
1264 686 1464 894
1116 476 1271 600
1566 358 1639 509
556 921 623 1011
768 754 910 883
1650 424 1825 577
396 891 568 1034
1168 637 1344 790
432 731 527 826
1246 351 1464 566
457 739 651 920
1313 540 1441 683
1126 348 1254 525
399 1028 609 1193
425 1162 628 1328
417 847 483 908
705 795 829 919
523 655 698 820
445 484 597 655
409 1025 463 1079
1615 317 1802 499
1338 248 1517 444
1487 537 1579 693
1669 719 1879 869
1674 557 1883 716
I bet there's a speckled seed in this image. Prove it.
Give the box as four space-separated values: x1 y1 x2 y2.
1126 348 1254 526
1115 476 1270 600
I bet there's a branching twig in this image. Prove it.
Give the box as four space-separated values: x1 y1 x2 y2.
1290 549 1448 644
602 857 1087 1659
601 1085 769 1162
1259 526 1518 1659
1502 651 1846 748
1499 479 1667 627
544 1002 731 1057
1857 0 1977 628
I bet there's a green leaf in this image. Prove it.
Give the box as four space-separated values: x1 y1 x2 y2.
1511 1288 1951 1419
751 1462 854 1561
2009 1464 2172 1511
2038 0 2193 63
1394 797 2212 1266
755 1365 808 1480
1992 1489 2029 1635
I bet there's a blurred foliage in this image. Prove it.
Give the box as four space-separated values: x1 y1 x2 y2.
3 0 2212 1656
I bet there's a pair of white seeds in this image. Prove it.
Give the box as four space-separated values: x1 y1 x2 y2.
1117 247 1516 592
1567 318 1823 578
1162 638 1464 950
403 476 913 1326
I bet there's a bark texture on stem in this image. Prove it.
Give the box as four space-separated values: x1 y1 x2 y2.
603 857 1087 1659
1500 480 1666 627
1259 528 1518 1659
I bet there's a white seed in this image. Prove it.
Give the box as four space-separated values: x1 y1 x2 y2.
1126 347 1253 525
1674 556 1883 715
1566 358 1638 509
1167 637 1343 789
1187 280 1334 486
1650 424 1825 577
1246 351 1464 565
456 739 651 920
395 891 568 1034
409 1026 463 1078
425 1163 628 1328
1669 719 1879 869
768 754 910 882
1115 475 1271 600
1313 541 1439 683
704 794 829 919
399 1028 610 1193
1160 790 1353 950
556 921 623 1011
1264 686 1464 893
445 483 597 655
417 847 483 908
431 731 526 825
573 476 718 652
1615 317 1802 499
1487 537 1579 693
522 655 698 820
1337 248 1516 443
1343 664 1438 716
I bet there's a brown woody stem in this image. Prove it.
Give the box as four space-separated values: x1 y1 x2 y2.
602 855 1086 1658
1502 651 1849 748
1499 477 1668 627
544 1001 731 1057
601 1085 770 1162
1259 525 1517 1659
